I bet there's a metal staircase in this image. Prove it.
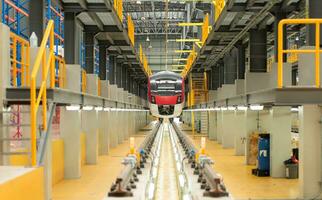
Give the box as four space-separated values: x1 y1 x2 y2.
190 72 208 105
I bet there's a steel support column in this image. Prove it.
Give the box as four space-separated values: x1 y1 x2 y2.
116 61 122 87
128 73 133 93
29 0 44 45
224 48 238 84
108 55 116 84
98 42 107 80
212 65 220 90
84 31 96 74
122 65 127 90
236 41 246 79
249 29 267 72
64 12 76 64
307 0 322 46
274 10 287 62
218 60 225 87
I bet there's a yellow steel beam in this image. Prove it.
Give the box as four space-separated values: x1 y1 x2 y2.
174 50 193 53
173 58 188 61
175 38 201 42
177 22 203 27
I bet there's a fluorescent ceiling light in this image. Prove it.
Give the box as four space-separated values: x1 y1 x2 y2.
250 105 264 111
214 107 220 111
220 107 228 111
82 105 93 111
291 107 299 112
66 105 80 111
103 107 110 112
227 106 235 111
95 106 103 111
237 106 248 111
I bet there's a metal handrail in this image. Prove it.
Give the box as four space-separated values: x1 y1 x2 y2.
201 13 209 45
114 0 123 22
55 55 66 88
30 20 55 166
127 14 135 46
9 32 30 87
278 18 322 88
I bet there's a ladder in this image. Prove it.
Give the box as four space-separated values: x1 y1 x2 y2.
0 103 56 166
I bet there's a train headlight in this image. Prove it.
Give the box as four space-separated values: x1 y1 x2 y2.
177 96 182 103
151 96 156 104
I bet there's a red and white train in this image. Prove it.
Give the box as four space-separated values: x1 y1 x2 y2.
148 71 184 118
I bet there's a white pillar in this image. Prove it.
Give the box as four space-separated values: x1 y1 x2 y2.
208 111 217 140
222 111 235 148
216 111 223 144
268 107 292 178
234 110 246 156
98 111 108 155
60 108 82 178
82 111 98 164
299 105 322 199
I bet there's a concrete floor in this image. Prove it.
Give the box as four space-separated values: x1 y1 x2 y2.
186 129 299 200
52 122 299 200
52 135 146 200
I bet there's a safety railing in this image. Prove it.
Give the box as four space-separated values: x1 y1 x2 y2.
55 55 66 88
143 53 152 76
201 13 209 45
139 44 143 62
81 69 87 93
9 32 30 87
213 0 225 22
139 44 152 76
287 44 299 64
114 0 123 22
278 18 322 88
181 48 197 78
127 14 135 46
30 20 55 166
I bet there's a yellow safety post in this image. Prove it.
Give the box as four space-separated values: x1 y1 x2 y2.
30 20 55 166
278 18 322 88
200 137 206 155
129 137 135 154
82 69 87 93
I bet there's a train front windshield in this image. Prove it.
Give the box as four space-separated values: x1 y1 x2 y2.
150 79 182 96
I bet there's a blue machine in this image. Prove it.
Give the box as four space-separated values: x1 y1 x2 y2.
253 134 270 177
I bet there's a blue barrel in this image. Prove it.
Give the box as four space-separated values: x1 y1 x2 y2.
258 136 270 171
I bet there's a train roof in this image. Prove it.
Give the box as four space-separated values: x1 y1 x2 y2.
149 71 182 80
